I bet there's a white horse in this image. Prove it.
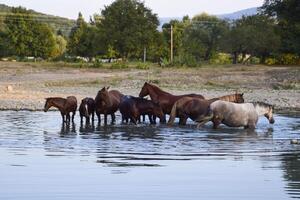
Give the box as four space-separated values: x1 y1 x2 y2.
197 100 275 129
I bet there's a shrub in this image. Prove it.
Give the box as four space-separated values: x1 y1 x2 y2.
110 61 129 69
210 53 232 65
135 62 150 70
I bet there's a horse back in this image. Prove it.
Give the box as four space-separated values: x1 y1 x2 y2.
65 96 77 112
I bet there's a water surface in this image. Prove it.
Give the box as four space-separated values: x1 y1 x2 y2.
0 111 300 200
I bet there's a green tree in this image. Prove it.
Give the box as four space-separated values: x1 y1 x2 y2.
67 12 87 56
183 13 228 61
100 0 159 59
162 16 191 60
222 15 280 64
262 0 300 54
4 7 56 58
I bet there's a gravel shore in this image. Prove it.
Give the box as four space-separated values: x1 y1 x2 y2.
0 61 299 112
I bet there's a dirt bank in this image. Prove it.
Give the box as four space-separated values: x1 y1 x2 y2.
0 61 299 112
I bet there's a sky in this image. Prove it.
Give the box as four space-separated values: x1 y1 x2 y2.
1 0 265 20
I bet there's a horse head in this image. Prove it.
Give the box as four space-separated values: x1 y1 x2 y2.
139 82 149 98
98 86 112 107
254 102 275 124
44 98 52 112
235 92 244 103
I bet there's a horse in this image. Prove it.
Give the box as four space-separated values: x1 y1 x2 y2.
95 87 124 125
119 95 165 125
79 97 95 124
198 101 275 129
167 93 244 126
139 82 205 123
44 96 77 124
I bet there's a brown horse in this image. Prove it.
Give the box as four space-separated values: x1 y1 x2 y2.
167 93 244 126
119 95 165 124
79 97 95 124
44 96 77 124
95 87 124 125
139 82 205 117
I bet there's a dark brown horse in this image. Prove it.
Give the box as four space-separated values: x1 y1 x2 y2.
95 87 124 125
119 96 165 124
44 96 77 124
167 93 244 126
139 82 205 117
79 97 95 124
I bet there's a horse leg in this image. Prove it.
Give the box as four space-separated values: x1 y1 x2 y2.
80 115 83 124
72 111 75 122
96 112 101 124
142 115 146 122
130 117 137 125
179 116 188 125
92 112 95 123
212 117 221 129
111 114 116 125
86 116 90 124
66 113 70 124
149 115 155 124
61 112 65 123
104 114 108 125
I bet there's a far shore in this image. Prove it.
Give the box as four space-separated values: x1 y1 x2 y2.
0 61 299 113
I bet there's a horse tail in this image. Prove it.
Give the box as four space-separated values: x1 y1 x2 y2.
196 108 214 128
167 101 178 126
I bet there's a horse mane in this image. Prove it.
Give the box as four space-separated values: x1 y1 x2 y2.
146 82 172 96
252 102 273 109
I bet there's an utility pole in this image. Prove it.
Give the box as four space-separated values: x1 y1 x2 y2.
143 47 146 63
170 24 173 63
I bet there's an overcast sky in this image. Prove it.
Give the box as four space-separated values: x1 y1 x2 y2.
1 0 265 20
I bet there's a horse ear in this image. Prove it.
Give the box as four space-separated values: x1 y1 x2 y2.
241 93 244 96
106 86 110 90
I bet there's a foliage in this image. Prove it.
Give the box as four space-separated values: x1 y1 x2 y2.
135 62 150 70
262 0 300 55
222 14 280 64
3 7 57 59
210 53 232 65
110 61 129 69
99 0 160 59
182 13 229 61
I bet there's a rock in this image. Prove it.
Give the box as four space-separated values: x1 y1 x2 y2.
6 85 13 92
291 139 299 145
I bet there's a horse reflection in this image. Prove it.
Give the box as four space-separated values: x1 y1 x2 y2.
79 122 95 133
60 122 76 135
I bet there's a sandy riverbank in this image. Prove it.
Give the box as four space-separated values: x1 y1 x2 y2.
0 61 299 112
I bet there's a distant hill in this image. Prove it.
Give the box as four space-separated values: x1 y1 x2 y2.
0 4 75 36
158 7 259 29
217 7 258 20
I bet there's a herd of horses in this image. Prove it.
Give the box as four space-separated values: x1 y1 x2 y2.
44 82 275 129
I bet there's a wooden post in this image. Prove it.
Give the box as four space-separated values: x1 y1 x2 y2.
143 47 146 63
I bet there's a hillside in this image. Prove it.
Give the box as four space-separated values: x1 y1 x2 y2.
0 4 75 36
218 7 258 20
159 7 259 29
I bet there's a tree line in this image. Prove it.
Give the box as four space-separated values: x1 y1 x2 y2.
0 0 299 65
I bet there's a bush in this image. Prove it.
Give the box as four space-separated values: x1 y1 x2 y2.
135 62 150 70
265 58 276 65
110 61 129 69
92 59 103 68
279 54 299 65
173 54 200 67
210 53 232 65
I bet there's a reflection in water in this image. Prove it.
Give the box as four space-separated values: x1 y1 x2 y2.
60 122 77 135
0 111 299 200
281 153 300 199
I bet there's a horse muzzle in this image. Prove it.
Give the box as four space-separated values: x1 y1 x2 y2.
269 118 275 124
